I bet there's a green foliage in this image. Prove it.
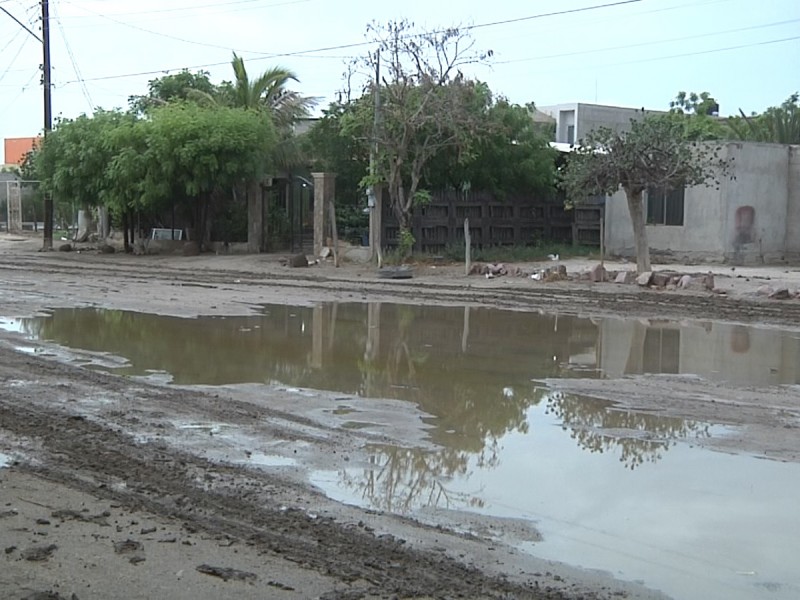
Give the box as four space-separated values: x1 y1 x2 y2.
128 69 217 115
728 93 800 145
562 115 727 200
667 91 726 141
397 227 415 259
303 101 369 209
426 99 558 197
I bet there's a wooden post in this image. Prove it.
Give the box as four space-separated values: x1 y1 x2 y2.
600 205 605 267
464 218 471 276
328 201 339 268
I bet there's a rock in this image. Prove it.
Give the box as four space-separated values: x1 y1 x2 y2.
196 564 257 582
21 544 58 562
319 246 331 259
636 272 653 286
614 271 635 284
678 275 693 289
58 243 72 252
182 242 200 256
557 264 567 278
769 287 791 300
651 272 672 288
288 253 308 268
589 264 607 283
468 263 484 276
756 285 774 297
703 272 715 291
97 244 115 254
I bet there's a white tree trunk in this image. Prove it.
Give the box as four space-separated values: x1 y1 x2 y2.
75 209 94 242
97 206 110 239
625 189 651 273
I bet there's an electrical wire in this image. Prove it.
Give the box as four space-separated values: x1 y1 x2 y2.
56 0 311 22
52 1 94 110
495 18 800 64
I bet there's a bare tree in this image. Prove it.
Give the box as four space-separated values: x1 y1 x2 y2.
347 20 492 255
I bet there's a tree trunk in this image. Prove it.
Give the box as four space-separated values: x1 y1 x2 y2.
625 188 651 273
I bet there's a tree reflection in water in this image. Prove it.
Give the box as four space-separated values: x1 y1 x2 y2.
339 444 485 513
543 390 710 470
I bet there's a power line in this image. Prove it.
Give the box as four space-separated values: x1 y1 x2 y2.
57 0 311 21
517 34 800 75
496 18 800 64
0 3 41 42
52 1 94 110
61 0 649 85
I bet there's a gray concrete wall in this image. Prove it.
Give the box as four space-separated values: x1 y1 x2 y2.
604 142 794 264
539 103 666 145
604 184 725 262
720 142 789 264
784 145 800 257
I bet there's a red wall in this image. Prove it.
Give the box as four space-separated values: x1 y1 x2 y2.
4 137 39 166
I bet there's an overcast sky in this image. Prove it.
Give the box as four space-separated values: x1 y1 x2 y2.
1 0 797 142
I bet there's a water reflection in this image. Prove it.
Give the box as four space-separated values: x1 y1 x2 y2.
12 303 800 473
544 391 709 470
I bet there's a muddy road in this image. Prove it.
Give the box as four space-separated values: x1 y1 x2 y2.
2 234 799 599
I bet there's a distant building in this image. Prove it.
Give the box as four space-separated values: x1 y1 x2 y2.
536 102 667 145
3 137 39 167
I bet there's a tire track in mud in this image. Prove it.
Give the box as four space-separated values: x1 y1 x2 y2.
0 352 580 600
4 253 800 326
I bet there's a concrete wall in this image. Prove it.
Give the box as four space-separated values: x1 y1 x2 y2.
538 103 666 145
604 142 795 264
784 145 800 258
720 142 790 263
604 184 726 261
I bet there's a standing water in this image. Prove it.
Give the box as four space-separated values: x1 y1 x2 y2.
4 304 799 600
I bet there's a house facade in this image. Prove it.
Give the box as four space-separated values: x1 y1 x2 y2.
603 142 800 264
536 102 666 145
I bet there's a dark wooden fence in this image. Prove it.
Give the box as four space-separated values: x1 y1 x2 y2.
381 190 584 254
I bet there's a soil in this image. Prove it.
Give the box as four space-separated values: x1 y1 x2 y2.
2 232 800 600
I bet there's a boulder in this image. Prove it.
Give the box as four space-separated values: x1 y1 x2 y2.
769 287 791 300
636 272 653 286
58 243 72 252
98 243 115 254
589 264 607 283
756 285 774 297
651 272 672 288
614 270 636 284
703 272 715 291
288 253 309 268
678 275 693 289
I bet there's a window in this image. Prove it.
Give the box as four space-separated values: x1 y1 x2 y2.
646 184 684 226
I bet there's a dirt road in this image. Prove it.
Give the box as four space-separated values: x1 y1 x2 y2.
1 233 799 599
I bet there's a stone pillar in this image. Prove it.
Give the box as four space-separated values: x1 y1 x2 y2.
247 181 263 253
312 172 336 257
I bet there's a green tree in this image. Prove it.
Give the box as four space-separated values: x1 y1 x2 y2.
668 91 726 141
345 20 493 254
144 103 277 248
562 115 728 273
128 69 218 115
426 98 557 198
728 93 800 144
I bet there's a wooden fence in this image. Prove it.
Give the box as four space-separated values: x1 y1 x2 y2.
381 190 585 253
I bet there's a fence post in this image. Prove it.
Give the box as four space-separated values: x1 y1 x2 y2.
464 218 471 276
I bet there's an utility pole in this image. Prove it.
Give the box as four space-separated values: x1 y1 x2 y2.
41 0 53 250
368 49 383 267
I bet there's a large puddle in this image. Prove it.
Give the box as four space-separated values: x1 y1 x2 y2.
3 304 800 599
